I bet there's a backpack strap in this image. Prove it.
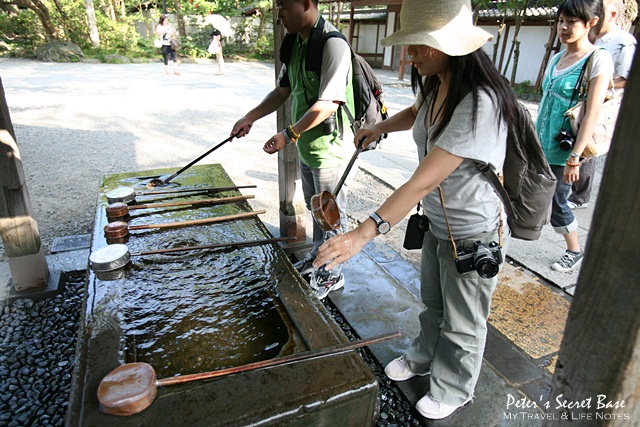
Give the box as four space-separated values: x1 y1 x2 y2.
477 164 515 224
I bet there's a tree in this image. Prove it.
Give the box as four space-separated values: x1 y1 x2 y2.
0 0 59 38
502 0 530 84
85 0 100 48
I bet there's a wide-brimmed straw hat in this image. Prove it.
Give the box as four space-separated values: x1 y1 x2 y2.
381 0 493 56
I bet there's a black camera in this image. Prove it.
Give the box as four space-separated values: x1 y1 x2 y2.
554 129 575 151
455 241 503 278
322 112 337 134
403 214 429 250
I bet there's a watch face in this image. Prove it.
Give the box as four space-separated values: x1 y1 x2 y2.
379 221 391 234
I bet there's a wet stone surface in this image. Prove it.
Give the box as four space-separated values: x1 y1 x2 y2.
0 271 420 426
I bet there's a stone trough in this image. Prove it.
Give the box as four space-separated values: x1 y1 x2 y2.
67 164 379 426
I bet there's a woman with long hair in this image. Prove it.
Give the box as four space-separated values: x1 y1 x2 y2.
156 15 180 75
313 0 520 420
536 0 613 272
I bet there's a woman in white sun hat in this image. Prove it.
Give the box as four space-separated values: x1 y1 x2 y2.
313 0 521 420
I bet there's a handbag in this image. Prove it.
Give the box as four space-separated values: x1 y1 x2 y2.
207 40 221 54
153 39 162 48
403 204 429 250
170 38 182 51
564 50 620 158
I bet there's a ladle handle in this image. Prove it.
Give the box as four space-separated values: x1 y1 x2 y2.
156 331 401 387
130 237 295 256
127 195 254 211
128 210 265 230
140 185 256 196
332 141 364 197
162 134 238 184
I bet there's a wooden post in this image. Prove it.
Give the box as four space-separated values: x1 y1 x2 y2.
273 6 306 243
543 44 640 425
0 78 49 291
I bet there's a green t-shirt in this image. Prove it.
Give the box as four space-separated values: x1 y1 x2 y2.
279 21 355 168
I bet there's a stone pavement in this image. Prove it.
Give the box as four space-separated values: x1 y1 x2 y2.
0 60 594 425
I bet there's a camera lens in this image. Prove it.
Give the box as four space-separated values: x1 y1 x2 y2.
559 138 573 151
473 242 500 279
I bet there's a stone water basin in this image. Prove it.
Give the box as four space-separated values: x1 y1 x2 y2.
67 164 379 426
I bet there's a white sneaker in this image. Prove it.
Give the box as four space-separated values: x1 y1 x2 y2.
384 357 429 381
567 201 589 209
416 394 470 420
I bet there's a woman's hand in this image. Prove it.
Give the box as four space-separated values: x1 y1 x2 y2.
313 229 368 271
564 164 580 184
355 126 382 149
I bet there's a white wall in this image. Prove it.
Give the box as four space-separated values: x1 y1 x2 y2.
480 24 553 84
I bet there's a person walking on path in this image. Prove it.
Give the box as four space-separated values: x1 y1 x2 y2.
567 0 636 210
208 29 225 75
156 15 180 75
231 0 356 299
314 0 519 419
536 0 613 272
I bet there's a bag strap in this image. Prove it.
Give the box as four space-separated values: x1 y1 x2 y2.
438 178 503 262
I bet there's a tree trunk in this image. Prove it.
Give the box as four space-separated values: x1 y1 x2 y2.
84 0 100 48
510 40 520 85
173 0 186 38
534 15 559 91
10 0 58 38
543 47 640 427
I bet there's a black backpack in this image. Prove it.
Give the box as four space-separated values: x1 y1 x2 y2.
279 17 388 148
478 102 557 241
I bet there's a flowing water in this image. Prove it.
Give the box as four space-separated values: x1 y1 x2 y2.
100 171 300 378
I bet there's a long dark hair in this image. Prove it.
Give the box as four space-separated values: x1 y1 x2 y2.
558 0 604 43
411 49 520 142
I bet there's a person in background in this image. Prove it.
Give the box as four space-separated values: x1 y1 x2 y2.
567 0 636 209
314 0 519 419
231 0 356 300
536 0 613 272
156 15 180 75
209 28 225 75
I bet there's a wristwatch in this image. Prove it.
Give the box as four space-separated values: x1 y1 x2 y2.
369 212 390 235
570 153 580 159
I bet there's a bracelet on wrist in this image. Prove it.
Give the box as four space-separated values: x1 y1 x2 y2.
288 125 300 139
281 130 296 145
565 161 580 167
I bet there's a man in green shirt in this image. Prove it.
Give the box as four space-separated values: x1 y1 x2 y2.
232 0 355 299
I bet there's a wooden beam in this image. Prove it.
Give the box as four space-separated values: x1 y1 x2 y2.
273 6 306 243
544 41 640 426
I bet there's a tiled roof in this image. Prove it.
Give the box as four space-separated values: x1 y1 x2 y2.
336 10 387 22
478 6 558 20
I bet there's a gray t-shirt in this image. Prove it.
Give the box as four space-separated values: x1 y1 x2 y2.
412 90 507 240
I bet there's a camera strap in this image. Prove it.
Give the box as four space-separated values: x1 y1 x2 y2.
437 185 503 262
561 51 596 130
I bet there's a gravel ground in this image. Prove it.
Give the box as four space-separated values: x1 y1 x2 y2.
0 59 423 426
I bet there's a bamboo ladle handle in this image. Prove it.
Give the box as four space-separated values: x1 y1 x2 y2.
127 210 265 231
126 195 254 211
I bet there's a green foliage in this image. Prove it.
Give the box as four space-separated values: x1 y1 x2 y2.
252 35 272 59
0 9 44 53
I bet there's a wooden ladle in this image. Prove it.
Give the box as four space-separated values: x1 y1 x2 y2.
104 185 256 205
105 195 255 220
103 210 265 241
90 237 295 273
147 133 238 188
310 141 364 231
97 331 401 416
